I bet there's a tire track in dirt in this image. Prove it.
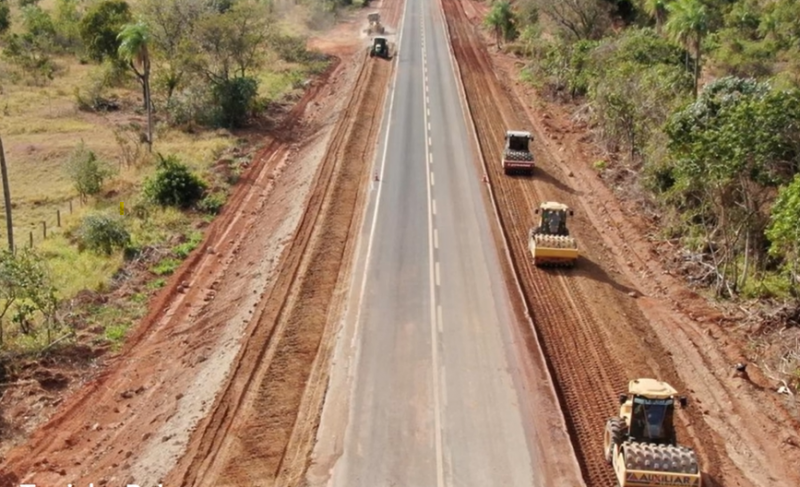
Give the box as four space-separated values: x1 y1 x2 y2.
166 53 392 487
440 1 731 486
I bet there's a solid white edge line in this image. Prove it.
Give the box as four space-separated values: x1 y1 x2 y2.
349 0 408 368
422 10 446 487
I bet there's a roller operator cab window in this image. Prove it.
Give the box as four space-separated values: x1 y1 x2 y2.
508 136 528 151
630 397 676 443
543 210 565 234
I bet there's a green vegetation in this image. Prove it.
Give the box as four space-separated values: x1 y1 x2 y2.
492 0 800 301
0 0 351 355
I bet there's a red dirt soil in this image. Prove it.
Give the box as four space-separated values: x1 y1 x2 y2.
0 7 395 486
442 0 800 486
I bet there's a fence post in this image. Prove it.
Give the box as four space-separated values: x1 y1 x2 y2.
42 221 46 239
29 231 33 248
57 209 61 227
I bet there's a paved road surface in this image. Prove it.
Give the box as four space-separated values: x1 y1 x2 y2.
308 0 544 485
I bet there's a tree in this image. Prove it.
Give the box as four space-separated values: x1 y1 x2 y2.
118 20 154 151
484 0 517 47
194 0 273 82
641 0 670 34
2 5 57 83
79 0 132 63
64 141 114 201
664 78 800 295
141 0 207 103
0 1 10 35
665 0 708 98
535 0 611 40
193 0 272 127
0 249 58 346
53 0 83 51
767 174 800 297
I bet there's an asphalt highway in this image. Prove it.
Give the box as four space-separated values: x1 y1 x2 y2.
307 0 549 485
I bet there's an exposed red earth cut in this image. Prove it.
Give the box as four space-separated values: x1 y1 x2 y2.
0 7 397 486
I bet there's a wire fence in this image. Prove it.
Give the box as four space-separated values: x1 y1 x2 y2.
0 195 88 252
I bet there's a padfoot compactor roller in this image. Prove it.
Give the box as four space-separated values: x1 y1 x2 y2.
604 378 702 487
528 202 578 267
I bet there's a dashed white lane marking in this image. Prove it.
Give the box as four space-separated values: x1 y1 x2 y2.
428 136 432 147
428 122 431 131
431 171 435 186
434 228 439 249
435 261 441 287
433 199 437 215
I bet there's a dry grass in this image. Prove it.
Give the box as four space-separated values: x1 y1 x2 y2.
0 3 324 323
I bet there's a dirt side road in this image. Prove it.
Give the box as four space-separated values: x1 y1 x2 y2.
442 0 800 486
0 11 389 486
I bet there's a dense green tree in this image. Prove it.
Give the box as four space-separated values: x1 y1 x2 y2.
79 0 132 62
664 78 800 294
766 174 800 297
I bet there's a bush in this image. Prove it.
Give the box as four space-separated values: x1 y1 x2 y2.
144 154 207 208
64 141 115 199
211 76 259 129
0 3 10 35
78 213 131 255
197 192 226 215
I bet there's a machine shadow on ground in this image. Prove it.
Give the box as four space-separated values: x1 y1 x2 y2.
537 255 640 297
505 166 576 196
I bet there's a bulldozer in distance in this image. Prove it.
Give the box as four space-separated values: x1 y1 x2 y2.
528 202 578 267
366 13 385 35
604 378 702 487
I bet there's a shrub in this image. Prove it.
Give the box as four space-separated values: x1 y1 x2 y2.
197 192 226 215
78 213 131 255
64 141 115 199
0 3 10 35
211 76 259 129
144 154 207 208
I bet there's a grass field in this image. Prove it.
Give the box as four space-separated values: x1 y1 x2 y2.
0 0 334 350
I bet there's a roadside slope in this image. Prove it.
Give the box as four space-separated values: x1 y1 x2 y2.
0 20 372 487
440 0 800 486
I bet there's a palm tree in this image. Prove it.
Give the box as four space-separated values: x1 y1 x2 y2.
665 0 708 98
642 0 670 34
484 0 515 49
118 21 153 152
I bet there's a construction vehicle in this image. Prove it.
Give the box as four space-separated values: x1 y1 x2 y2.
502 130 534 175
528 202 578 267
370 37 390 59
366 13 385 35
604 378 702 487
